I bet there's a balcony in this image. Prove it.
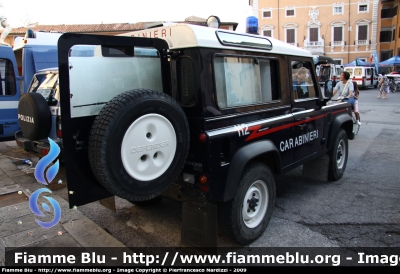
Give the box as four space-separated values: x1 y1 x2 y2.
355 40 368 45
329 40 346 52
355 40 370 51
333 41 345 46
303 40 325 55
305 41 324 46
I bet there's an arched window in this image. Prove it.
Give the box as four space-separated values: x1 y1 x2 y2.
260 24 274 38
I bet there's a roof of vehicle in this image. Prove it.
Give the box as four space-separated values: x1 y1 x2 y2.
119 23 312 57
386 74 400 78
36 67 58 73
313 55 336 65
344 66 375 69
13 32 62 51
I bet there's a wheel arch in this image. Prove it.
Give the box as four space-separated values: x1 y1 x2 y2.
222 140 281 202
328 113 354 150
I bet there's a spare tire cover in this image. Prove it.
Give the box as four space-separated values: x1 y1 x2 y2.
88 89 190 202
18 93 52 140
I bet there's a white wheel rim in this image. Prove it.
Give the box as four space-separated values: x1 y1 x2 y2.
121 114 176 181
336 139 346 169
242 180 268 228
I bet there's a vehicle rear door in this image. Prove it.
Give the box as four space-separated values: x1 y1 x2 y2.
58 33 171 207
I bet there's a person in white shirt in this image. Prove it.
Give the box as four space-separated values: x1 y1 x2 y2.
332 71 355 107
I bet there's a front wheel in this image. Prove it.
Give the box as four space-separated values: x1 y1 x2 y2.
218 162 276 245
328 129 348 181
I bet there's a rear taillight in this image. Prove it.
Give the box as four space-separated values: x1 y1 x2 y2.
56 116 62 138
41 148 49 155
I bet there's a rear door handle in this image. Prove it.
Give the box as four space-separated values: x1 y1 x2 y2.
298 123 306 130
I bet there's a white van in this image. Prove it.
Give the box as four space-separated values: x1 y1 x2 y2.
344 66 379 89
317 63 344 86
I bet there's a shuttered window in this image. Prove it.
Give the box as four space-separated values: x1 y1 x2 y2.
334 27 342 41
310 28 318 42
263 30 272 37
263 11 271 18
287 29 295 43
358 25 367 40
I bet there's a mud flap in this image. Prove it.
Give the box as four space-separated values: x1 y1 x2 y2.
99 196 116 212
181 194 217 247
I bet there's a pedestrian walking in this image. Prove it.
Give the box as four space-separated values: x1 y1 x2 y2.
352 81 361 125
377 73 389 99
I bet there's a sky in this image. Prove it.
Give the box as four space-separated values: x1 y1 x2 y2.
2 0 253 33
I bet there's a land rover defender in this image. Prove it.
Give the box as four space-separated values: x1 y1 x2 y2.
20 23 354 246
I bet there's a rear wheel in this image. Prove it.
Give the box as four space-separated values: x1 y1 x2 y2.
129 196 163 206
218 162 276 245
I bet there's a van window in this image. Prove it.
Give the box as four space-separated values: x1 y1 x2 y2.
345 68 353 77
214 56 280 109
0 58 17 96
291 61 317 99
354 68 362 76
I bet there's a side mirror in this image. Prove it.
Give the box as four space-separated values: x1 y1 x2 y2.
324 80 333 98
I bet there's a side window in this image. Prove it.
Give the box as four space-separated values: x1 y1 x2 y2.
0 58 17 96
291 61 317 99
177 57 196 107
214 56 280 109
354 68 362 76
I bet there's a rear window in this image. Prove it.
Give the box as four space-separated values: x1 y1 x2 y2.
345 68 353 77
28 72 59 106
354 68 363 76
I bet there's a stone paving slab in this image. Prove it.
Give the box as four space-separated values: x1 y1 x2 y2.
0 203 32 223
62 218 126 248
0 142 127 256
2 225 65 247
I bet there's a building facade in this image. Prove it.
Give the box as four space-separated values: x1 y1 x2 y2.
380 0 400 62
252 0 380 65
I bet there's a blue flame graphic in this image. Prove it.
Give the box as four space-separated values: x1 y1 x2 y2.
29 138 62 228
34 138 60 185
29 188 62 228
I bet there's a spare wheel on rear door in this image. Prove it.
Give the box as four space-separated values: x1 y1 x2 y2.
88 89 190 202
18 93 52 140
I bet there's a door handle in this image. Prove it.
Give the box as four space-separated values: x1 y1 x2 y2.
298 124 307 130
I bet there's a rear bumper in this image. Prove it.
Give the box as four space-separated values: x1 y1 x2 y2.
15 130 63 159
